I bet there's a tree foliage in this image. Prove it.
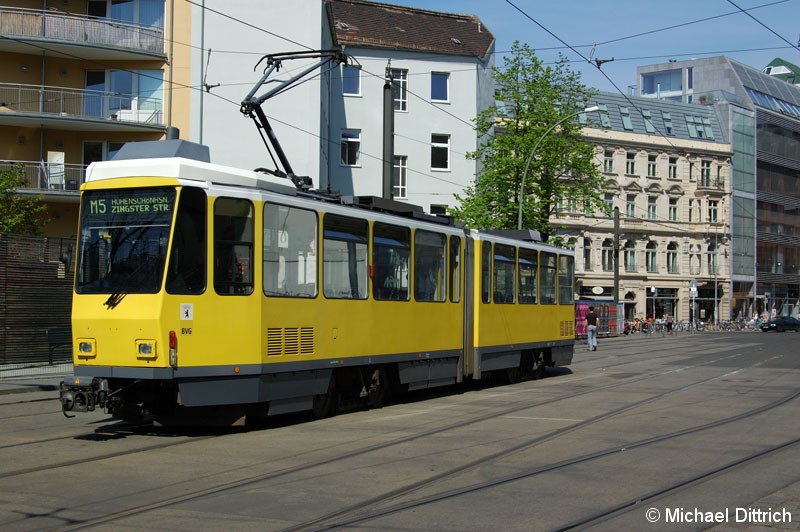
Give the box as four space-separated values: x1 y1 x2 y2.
451 42 607 240
0 165 48 235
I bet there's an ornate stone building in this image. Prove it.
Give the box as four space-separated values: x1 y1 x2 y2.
553 92 732 323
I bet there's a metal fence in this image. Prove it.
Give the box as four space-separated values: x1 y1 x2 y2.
0 6 164 56
0 234 75 370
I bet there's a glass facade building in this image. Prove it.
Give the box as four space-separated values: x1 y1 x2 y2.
638 56 800 320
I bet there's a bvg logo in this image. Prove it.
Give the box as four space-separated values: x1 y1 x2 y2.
181 328 192 335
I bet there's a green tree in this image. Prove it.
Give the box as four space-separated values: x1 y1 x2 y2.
452 42 607 240
0 164 48 235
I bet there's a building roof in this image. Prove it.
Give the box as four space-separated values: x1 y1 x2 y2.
762 57 800 85
585 92 726 144
327 0 495 61
729 58 800 118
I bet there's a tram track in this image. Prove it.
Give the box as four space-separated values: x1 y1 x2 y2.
1 350 747 480
554 438 800 530
42 351 787 531
290 387 800 531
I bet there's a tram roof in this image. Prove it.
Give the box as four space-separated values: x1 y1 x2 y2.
85 156 299 195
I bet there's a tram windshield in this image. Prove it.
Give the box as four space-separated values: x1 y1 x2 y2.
75 187 176 295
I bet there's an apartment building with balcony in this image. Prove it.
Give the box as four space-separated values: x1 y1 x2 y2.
552 92 732 323
3 1 495 238
0 0 192 236
637 56 800 319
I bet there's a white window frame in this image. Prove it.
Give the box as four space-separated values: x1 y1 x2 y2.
646 242 658 273
624 241 637 272
647 154 657 177
708 199 719 223
431 72 449 103
390 68 408 112
431 134 450 171
626 152 636 175
340 129 361 167
667 243 679 273
341 64 361 96
700 160 712 186
583 239 592 271
603 150 614 173
668 156 678 179
626 194 636 218
601 239 614 272
392 155 408 199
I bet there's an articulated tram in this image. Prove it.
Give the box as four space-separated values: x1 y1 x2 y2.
59 140 575 424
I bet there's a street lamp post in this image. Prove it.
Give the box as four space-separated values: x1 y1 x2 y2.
517 106 600 230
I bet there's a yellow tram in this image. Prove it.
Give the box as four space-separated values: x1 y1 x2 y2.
59 140 574 423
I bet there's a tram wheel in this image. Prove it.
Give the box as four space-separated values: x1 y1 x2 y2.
312 378 338 419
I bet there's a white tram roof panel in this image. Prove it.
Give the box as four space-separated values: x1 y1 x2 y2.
86 157 298 195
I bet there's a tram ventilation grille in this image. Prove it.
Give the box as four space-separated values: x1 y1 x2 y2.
560 320 574 337
267 327 314 356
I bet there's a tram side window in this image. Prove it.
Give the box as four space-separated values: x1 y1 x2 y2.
518 248 537 304
558 255 575 305
372 222 410 301
166 187 206 294
214 198 254 295
414 230 446 302
540 251 557 304
323 214 368 299
481 241 491 303
263 203 317 298
493 244 516 303
449 236 461 303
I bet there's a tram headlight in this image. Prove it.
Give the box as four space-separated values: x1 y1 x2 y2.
76 339 96 358
135 340 157 360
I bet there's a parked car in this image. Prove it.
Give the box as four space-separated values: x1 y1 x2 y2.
759 316 800 332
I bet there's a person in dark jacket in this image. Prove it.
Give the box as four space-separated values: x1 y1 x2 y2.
585 306 598 351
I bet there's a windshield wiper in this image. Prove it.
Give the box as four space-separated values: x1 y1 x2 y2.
104 292 126 309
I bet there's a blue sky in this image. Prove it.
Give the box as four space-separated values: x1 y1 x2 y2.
384 0 800 93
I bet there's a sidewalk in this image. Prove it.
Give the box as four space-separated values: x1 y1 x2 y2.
0 362 71 395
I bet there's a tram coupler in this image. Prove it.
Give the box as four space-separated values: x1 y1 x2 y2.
60 376 109 418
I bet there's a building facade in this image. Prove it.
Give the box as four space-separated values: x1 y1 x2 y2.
2 0 493 237
638 56 800 319
553 92 732 323
0 0 182 236
328 0 495 213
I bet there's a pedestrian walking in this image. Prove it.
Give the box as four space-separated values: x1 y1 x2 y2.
586 306 598 351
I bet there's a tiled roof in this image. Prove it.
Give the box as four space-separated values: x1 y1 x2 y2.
328 0 495 61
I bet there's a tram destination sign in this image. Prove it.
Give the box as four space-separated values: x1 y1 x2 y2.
82 188 176 224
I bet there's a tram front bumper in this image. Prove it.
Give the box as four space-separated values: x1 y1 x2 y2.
60 376 109 416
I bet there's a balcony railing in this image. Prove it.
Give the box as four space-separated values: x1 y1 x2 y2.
697 177 725 191
1 160 87 192
0 7 164 56
0 83 163 125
